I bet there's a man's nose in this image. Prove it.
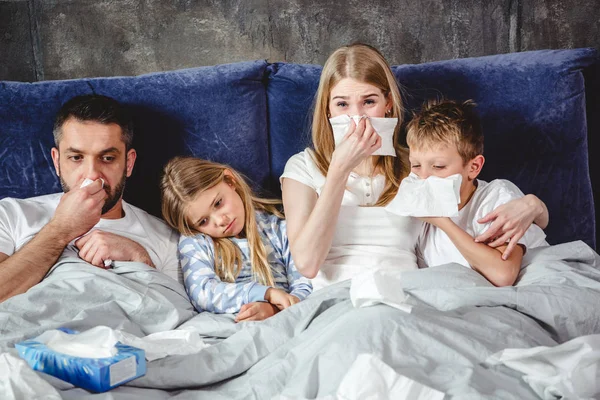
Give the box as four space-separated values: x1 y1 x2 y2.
84 159 103 180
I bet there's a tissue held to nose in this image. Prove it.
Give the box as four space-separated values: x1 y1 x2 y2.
329 114 398 157
80 178 105 188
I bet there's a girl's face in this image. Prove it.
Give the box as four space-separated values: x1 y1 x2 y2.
328 78 391 118
186 177 245 238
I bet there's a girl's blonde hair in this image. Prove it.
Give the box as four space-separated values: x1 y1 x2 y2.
311 43 410 206
161 156 283 286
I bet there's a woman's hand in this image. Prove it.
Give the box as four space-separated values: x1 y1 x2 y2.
265 287 300 310
235 302 280 322
475 195 547 260
330 117 381 174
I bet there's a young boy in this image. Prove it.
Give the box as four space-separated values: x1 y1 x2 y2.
406 99 548 287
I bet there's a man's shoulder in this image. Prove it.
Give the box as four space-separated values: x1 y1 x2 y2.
0 193 62 213
122 201 176 237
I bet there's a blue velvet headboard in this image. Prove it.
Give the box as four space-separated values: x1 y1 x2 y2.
1 49 597 248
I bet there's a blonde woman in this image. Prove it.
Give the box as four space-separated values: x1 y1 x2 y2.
161 157 312 322
281 43 549 290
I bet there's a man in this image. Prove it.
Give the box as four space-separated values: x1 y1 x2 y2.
0 94 180 302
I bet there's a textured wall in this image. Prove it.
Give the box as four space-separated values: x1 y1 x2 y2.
1 0 599 81
2 0 600 242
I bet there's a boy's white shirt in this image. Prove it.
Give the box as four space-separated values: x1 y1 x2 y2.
416 179 549 269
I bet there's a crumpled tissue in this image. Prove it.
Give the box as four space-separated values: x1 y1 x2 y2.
329 114 398 156
385 172 462 217
116 329 210 362
484 334 600 400
15 326 145 393
350 269 412 313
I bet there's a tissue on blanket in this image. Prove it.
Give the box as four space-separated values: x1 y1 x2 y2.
385 173 462 217
38 326 118 358
15 327 146 393
329 114 398 156
116 329 210 362
0 352 62 400
336 354 445 400
350 269 412 313
484 334 600 399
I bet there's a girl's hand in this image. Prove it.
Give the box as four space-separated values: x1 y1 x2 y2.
265 287 301 310
235 302 279 322
330 117 381 174
475 195 544 260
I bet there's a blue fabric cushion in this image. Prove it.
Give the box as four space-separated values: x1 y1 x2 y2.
0 61 269 217
266 49 597 248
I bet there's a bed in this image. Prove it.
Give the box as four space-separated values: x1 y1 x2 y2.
1 48 599 399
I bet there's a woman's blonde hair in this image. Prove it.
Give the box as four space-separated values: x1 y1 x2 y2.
161 156 283 286
311 43 409 206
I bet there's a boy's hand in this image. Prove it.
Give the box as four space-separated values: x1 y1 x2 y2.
235 302 279 322
265 287 300 310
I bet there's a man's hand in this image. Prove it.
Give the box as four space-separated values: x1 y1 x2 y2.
235 302 280 322
50 179 106 240
264 287 301 310
75 231 154 268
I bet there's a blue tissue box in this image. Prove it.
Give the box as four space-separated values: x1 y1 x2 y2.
15 329 146 393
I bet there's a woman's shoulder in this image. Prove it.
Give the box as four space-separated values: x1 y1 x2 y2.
284 148 317 169
280 148 324 190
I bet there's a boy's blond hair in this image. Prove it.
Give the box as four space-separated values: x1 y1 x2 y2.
405 99 484 164
161 156 283 287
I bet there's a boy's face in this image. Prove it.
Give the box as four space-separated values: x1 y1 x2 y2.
409 144 484 204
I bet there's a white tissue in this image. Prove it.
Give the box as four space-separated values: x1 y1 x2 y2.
80 178 105 188
0 352 62 400
385 172 462 217
484 334 600 399
337 354 445 400
33 326 209 362
115 330 210 362
329 114 398 156
36 326 118 358
350 269 412 313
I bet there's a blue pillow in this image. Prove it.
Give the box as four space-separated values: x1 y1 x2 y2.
0 60 269 218
266 49 597 247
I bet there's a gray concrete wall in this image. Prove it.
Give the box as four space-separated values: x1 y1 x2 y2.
1 0 599 81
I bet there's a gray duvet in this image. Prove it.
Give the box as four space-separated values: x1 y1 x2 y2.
1 241 600 399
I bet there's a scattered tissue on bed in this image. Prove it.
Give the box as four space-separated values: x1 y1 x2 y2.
350 269 412 313
15 326 146 393
484 334 600 399
385 173 462 217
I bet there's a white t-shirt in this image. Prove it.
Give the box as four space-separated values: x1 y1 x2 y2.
417 179 549 269
281 149 421 290
0 193 182 283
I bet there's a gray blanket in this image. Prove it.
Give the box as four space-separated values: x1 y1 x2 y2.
2 241 600 399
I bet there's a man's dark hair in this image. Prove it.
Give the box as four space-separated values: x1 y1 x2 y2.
53 94 134 150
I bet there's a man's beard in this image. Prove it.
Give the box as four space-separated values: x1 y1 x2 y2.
60 169 127 215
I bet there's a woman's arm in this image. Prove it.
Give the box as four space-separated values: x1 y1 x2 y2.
475 194 548 259
283 118 382 278
282 168 349 279
425 217 523 287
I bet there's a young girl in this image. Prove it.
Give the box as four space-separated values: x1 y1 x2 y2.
161 156 312 322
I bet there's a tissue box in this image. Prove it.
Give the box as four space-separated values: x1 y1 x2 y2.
15 329 146 393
